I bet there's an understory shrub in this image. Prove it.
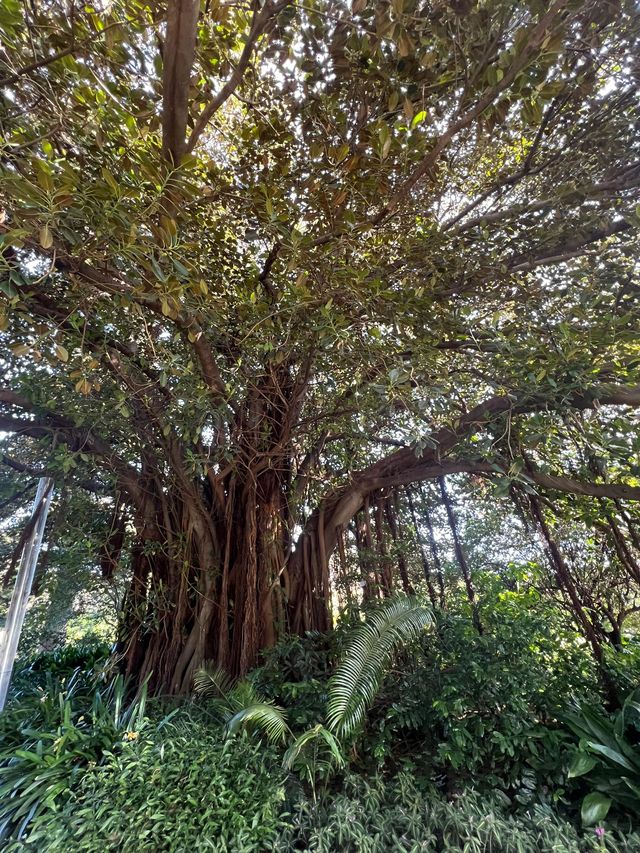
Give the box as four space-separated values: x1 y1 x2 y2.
249 631 338 730
10 715 289 853
6 641 111 700
360 591 601 800
0 670 147 841
564 687 640 824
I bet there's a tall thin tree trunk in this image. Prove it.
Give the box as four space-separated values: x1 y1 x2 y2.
405 486 438 606
438 476 482 633
416 485 446 607
385 491 415 595
526 493 619 706
373 492 393 597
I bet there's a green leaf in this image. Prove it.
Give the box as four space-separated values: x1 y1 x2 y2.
411 110 427 129
568 751 597 778
225 703 290 745
327 596 432 738
39 224 53 249
581 792 611 826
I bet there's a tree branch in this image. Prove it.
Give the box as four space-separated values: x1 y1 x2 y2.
185 0 290 155
0 405 143 507
373 0 570 222
162 0 201 164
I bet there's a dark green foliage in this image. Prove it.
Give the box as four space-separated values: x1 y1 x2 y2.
250 632 338 730
601 639 640 699
359 591 600 799
8 642 111 698
272 773 638 853
0 669 147 841
565 688 640 823
12 715 289 853
192 665 290 744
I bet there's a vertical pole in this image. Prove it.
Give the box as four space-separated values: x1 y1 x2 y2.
0 477 54 712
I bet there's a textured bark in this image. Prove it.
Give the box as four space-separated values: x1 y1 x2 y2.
117 461 319 692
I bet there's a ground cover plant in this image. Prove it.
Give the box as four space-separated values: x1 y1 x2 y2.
3 598 639 850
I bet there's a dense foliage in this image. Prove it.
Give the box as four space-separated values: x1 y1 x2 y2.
10 718 289 852
2 0 640 691
1 604 640 851
1 0 640 848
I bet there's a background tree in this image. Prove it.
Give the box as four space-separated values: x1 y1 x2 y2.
1 0 639 691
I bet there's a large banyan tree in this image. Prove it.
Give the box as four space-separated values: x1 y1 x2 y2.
1 0 640 691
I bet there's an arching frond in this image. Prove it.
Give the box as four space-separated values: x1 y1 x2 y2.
225 703 290 745
327 596 432 739
227 679 261 713
192 664 235 700
283 725 345 773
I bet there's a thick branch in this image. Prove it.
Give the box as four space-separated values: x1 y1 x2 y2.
162 0 201 164
291 381 640 571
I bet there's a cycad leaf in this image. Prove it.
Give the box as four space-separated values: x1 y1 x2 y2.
327 596 432 738
225 703 290 744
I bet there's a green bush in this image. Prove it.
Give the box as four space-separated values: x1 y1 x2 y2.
565 687 640 824
249 632 338 730
360 592 601 800
273 772 639 853
6 642 111 702
12 714 289 852
0 671 147 841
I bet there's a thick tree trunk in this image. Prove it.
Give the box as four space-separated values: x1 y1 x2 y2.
116 468 329 693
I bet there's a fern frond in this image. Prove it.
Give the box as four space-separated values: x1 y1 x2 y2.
327 596 432 739
192 664 235 699
225 703 290 744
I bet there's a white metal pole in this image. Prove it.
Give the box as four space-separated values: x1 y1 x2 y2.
0 477 54 712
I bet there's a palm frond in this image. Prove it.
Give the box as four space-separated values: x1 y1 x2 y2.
192 664 236 699
225 703 290 744
327 596 432 739
283 725 345 773
227 679 261 713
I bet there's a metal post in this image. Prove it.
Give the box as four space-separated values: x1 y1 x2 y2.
0 477 54 712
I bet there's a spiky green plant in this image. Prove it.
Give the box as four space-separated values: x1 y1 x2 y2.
283 725 345 801
195 597 431 792
192 663 235 701
193 664 289 744
326 596 432 738
226 703 290 745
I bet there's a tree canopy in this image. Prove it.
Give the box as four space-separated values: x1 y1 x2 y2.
1 0 639 689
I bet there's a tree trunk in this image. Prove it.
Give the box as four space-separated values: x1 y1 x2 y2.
384 491 415 596
116 466 328 693
438 476 483 633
